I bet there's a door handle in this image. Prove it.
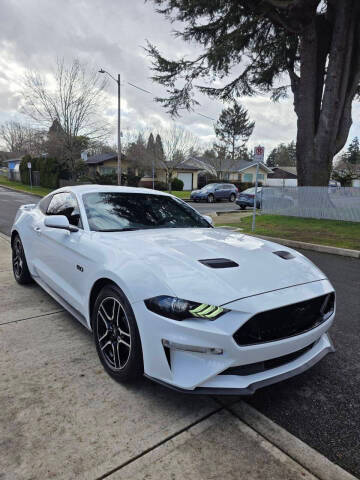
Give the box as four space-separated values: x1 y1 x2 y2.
34 226 42 233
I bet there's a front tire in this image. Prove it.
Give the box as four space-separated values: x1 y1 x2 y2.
239 205 246 210
12 234 33 284
229 193 236 202
207 194 214 203
93 285 143 383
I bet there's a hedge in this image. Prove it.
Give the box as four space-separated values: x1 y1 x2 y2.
20 156 61 189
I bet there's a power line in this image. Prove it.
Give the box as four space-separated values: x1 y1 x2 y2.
126 81 216 122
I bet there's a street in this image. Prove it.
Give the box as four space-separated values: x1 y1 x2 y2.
0 186 359 477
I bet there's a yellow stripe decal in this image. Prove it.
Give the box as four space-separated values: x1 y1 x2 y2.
206 307 223 318
190 304 208 314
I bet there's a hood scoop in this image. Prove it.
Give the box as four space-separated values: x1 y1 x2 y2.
273 251 295 260
199 258 239 269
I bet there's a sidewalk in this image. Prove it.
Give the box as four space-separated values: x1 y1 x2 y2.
0 234 356 480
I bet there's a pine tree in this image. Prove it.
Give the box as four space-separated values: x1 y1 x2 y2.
346 137 360 165
214 102 255 164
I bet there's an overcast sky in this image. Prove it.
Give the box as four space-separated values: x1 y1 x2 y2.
0 0 359 157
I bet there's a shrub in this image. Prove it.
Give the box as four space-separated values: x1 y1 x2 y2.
171 177 184 191
39 158 61 189
19 155 33 185
153 180 168 191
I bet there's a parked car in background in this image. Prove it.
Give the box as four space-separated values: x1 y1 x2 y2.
236 187 295 210
236 187 262 210
191 183 238 203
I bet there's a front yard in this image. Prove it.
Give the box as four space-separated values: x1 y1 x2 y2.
218 214 360 250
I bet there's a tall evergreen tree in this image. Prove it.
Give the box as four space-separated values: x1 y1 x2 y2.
155 134 165 163
345 137 360 165
147 1 360 186
267 141 297 167
214 102 255 163
146 133 156 187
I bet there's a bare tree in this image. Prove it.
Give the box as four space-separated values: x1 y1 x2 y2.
21 58 110 175
157 125 199 191
0 121 45 155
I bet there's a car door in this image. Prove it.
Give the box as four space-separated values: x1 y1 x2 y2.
32 192 89 313
222 184 232 200
214 185 223 200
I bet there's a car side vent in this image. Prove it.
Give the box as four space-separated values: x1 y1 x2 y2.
273 251 295 260
199 258 239 268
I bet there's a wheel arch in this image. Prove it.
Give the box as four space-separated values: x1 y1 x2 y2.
89 277 119 328
11 229 19 246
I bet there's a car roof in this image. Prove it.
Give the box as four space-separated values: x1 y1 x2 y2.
50 184 173 197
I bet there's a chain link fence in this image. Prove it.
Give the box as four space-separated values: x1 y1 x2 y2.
261 186 360 222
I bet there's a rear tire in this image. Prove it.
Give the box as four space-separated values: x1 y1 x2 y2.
229 193 236 202
12 234 33 284
239 205 246 210
207 194 214 203
93 285 143 383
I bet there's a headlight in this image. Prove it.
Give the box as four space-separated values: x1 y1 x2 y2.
144 295 229 321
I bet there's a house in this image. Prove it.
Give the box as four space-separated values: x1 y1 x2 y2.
85 152 128 176
267 166 298 186
199 159 272 186
86 153 214 191
155 157 216 190
3 156 24 182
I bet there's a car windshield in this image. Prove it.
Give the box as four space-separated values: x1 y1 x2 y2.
200 185 214 191
83 192 212 231
242 187 262 194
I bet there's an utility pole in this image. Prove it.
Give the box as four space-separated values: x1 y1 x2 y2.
99 68 122 185
117 73 121 186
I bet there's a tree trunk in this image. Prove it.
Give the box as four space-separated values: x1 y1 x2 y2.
295 0 360 186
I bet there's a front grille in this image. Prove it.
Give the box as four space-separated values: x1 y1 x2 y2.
233 293 335 346
222 342 315 376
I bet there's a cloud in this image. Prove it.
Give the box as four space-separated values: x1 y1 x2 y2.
0 0 358 155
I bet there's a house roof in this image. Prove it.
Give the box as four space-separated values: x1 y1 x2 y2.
3 158 23 164
214 158 272 174
86 152 121 165
268 166 298 179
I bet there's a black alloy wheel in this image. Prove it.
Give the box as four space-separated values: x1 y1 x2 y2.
12 235 33 284
93 285 143 382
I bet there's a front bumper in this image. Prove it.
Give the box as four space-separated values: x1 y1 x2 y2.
132 279 335 394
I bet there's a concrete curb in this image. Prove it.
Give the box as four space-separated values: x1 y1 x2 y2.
0 232 10 243
0 183 43 198
249 234 360 259
227 401 357 480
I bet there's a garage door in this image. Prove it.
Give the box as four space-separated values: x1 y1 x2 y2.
177 173 193 190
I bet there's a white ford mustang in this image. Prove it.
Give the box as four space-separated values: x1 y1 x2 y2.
11 185 335 394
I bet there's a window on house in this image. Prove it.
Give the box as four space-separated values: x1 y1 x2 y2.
243 173 253 182
100 167 116 175
257 174 265 180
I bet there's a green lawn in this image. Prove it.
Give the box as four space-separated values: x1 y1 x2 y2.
221 214 360 250
171 190 191 199
0 176 52 197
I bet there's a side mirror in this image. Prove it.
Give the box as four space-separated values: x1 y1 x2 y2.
44 215 78 232
203 215 214 226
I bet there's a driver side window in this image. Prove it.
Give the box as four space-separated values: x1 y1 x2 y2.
46 192 83 228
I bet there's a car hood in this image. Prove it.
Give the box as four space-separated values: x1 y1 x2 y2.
95 228 326 305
